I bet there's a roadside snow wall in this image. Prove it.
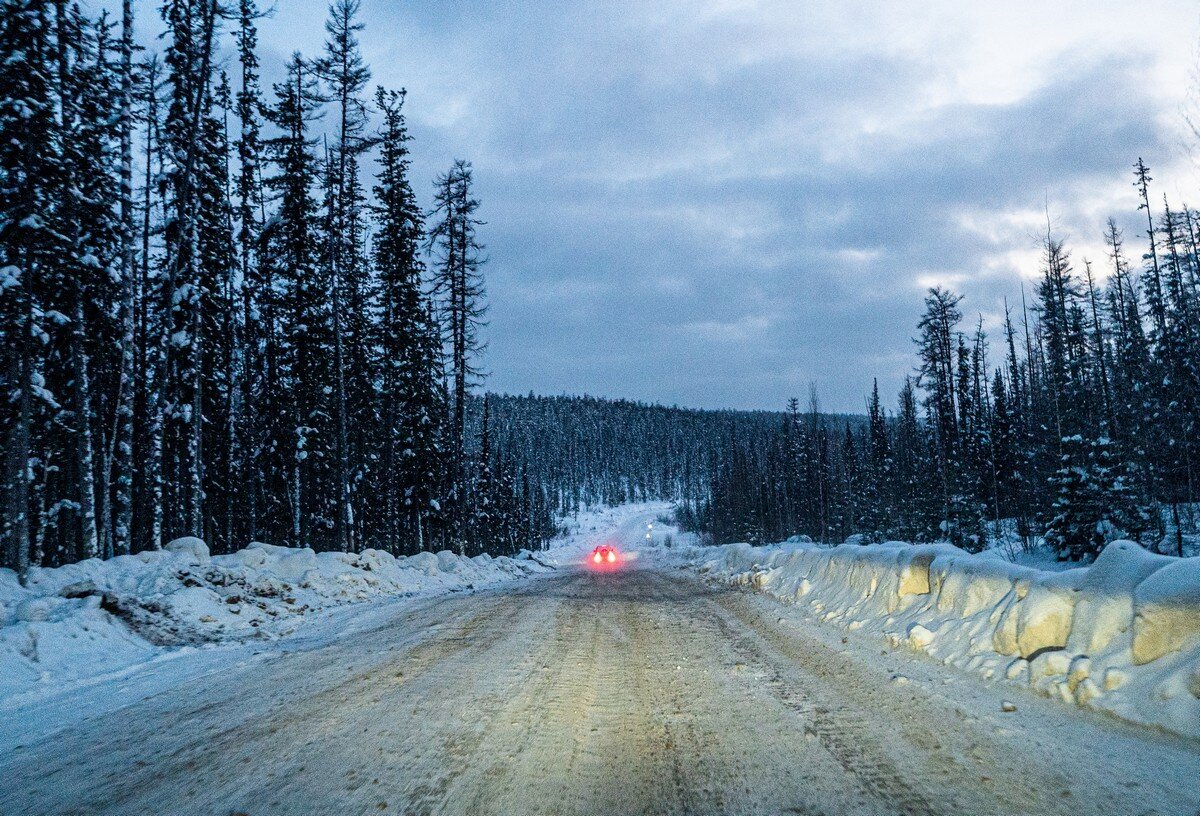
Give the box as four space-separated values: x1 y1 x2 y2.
0 538 549 700
695 540 1200 738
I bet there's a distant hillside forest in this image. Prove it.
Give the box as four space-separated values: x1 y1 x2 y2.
471 393 864 515
682 162 1200 562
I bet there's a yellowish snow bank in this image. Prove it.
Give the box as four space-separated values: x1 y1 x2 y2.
697 539 1200 738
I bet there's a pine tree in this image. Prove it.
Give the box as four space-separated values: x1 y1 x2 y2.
264 53 330 548
891 378 927 539
372 87 443 553
1047 434 1147 561
862 380 890 538
805 387 829 541
916 287 965 544
1046 434 1092 560
81 14 124 561
137 52 167 553
1135 160 1168 342
233 0 265 543
428 159 487 552
781 396 806 537
161 0 219 539
317 0 371 552
340 153 375 548
197 71 237 552
1 0 60 577
110 0 137 556
1105 218 1155 525
1157 198 1199 552
56 1 103 562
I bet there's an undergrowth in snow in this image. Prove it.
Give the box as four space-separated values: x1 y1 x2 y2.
685 537 1200 739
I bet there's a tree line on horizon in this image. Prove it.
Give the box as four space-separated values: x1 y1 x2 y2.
474 393 826 514
0 0 558 577
683 161 1199 561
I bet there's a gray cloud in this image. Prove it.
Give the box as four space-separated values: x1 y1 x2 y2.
128 0 1196 411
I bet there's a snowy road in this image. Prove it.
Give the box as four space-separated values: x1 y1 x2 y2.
2 520 1199 815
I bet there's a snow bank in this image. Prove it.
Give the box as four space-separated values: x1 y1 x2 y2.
0 539 550 702
689 538 1200 738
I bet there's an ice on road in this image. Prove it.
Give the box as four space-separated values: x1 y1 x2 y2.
2 518 1198 815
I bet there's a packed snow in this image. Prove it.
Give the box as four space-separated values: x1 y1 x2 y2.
684 536 1200 738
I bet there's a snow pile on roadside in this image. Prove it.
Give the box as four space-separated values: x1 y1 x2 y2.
689 538 1200 738
0 538 549 700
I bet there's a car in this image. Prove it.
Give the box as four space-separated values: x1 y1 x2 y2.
590 544 618 567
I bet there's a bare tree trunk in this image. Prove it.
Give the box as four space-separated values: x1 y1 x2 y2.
71 295 99 561
4 259 33 580
32 441 49 569
333 286 351 551
241 265 257 542
291 452 302 547
140 57 162 551
146 235 166 552
1171 501 1184 557
170 0 218 539
110 0 136 555
98 435 111 559
54 0 99 562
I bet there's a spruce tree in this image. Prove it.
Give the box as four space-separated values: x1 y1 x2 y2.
264 53 330 548
372 87 444 553
233 0 265 543
428 159 487 552
161 0 219 539
111 0 137 556
0 0 59 577
317 0 371 552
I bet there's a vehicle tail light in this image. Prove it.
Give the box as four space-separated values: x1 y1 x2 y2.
593 552 602 564
606 550 616 563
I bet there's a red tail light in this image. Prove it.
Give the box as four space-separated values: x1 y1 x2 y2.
593 552 602 564
606 550 616 563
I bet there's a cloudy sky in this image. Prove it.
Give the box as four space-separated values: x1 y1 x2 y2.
143 0 1200 412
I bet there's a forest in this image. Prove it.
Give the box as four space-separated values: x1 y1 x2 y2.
3 0 1198 577
0 0 568 575
684 169 1200 561
475 394 841 513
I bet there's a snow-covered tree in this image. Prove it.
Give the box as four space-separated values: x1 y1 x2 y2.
428 159 487 551
371 87 442 552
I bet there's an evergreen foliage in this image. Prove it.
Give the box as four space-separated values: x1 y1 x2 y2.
0 0 558 574
1 3 1197 575
688 166 1199 560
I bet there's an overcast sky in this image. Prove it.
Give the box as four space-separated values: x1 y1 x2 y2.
138 0 1200 412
